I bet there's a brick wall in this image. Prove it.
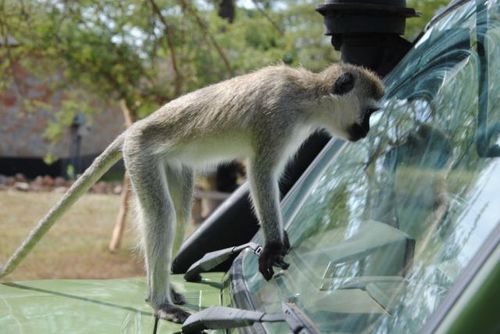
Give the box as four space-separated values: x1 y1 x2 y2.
0 62 125 160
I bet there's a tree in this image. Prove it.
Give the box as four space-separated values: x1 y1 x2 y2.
0 0 340 251
406 0 450 39
1 0 450 253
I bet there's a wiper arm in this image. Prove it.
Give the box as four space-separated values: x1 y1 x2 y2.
282 302 320 334
182 302 320 334
184 242 262 282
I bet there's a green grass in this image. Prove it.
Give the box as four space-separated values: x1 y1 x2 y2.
0 191 144 281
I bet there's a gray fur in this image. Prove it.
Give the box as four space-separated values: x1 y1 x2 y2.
0 63 384 323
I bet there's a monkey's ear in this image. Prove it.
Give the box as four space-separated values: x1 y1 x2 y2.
332 72 355 95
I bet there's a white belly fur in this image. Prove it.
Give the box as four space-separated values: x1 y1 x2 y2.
169 135 253 170
159 125 314 172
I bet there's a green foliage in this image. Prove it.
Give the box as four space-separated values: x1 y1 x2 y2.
406 0 451 39
66 164 76 179
43 153 58 165
42 93 96 142
0 0 448 145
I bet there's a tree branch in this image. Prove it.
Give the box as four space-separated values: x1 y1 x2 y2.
119 99 134 127
251 0 283 35
109 98 135 252
177 0 233 77
148 0 183 96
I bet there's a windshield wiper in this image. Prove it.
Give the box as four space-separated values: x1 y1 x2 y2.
181 302 320 334
184 242 262 282
281 302 321 334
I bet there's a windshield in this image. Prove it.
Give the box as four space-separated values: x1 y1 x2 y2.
237 1 500 333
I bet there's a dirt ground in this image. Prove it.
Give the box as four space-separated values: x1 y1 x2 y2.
0 191 153 281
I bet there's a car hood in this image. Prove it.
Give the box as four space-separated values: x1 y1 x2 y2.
0 273 225 333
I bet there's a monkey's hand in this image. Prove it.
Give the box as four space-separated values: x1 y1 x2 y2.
283 230 291 253
259 239 290 281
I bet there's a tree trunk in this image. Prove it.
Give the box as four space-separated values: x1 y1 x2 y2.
108 99 135 252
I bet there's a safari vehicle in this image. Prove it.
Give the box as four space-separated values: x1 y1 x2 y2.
1 0 499 333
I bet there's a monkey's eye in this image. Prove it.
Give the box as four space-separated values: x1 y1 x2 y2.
332 72 355 95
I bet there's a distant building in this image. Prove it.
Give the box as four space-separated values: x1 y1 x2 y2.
0 38 124 178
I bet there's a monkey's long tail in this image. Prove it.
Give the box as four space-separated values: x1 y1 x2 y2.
0 135 125 278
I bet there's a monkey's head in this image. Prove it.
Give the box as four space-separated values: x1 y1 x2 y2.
314 64 384 142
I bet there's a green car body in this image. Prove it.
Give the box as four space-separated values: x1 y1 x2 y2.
0 273 225 333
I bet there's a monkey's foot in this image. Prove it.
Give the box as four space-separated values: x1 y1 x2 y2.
145 287 186 306
170 287 186 305
155 303 191 323
259 241 290 281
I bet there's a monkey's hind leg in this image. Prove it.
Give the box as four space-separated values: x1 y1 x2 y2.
126 154 190 324
166 164 194 259
165 164 194 306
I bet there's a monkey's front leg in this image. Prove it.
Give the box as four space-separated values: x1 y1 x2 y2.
248 160 290 281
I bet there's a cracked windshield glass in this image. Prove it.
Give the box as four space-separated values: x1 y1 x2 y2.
240 1 500 333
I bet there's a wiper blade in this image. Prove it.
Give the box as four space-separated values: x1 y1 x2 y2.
182 306 283 333
181 302 320 334
184 242 262 282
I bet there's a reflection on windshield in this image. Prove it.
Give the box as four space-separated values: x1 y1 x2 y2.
240 1 500 333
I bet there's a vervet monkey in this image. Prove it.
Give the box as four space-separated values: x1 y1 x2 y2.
0 63 384 323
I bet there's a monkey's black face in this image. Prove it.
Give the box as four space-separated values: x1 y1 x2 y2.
348 107 379 141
